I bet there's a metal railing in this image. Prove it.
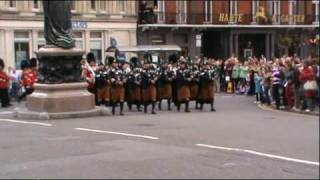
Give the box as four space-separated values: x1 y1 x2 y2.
139 11 315 25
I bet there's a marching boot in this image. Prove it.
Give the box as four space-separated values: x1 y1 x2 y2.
111 103 116 115
185 101 190 112
128 103 132 111
158 100 162 110
177 103 181 112
105 100 110 107
137 103 142 112
144 104 148 114
211 101 216 112
200 103 204 111
152 102 156 114
120 102 124 115
195 101 200 109
168 99 172 111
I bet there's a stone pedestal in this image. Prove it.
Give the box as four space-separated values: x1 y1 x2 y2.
16 47 110 120
26 83 94 113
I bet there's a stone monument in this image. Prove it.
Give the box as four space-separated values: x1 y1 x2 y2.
16 0 108 119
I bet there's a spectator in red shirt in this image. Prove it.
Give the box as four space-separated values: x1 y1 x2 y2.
18 59 38 102
0 58 11 107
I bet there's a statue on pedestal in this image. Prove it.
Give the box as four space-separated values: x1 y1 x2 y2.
37 0 83 84
43 0 75 49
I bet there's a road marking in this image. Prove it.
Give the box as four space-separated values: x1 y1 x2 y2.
75 127 159 140
196 144 319 166
0 111 13 114
0 119 52 127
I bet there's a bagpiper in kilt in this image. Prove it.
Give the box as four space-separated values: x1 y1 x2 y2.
95 62 110 106
189 62 201 109
198 62 216 112
109 57 126 115
175 60 191 112
157 61 174 111
141 60 158 114
125 57 142 112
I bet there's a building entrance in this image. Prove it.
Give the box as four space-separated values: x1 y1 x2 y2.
202 31 226 59
238 34 266 61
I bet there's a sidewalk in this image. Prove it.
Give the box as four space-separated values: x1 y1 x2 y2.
258 103 319 117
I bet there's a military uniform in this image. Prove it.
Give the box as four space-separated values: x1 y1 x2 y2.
198 63 216 111
157 62 174 111
176 61 191 112
95 64 110 106
125 57 142 111
189 63 201 109
141 62 158 114
109 58 126 115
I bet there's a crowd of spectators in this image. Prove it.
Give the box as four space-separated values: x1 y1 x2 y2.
212 54 319 113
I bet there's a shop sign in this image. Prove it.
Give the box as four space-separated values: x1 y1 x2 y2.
72 21 88 29
219 13 243 23
275 14 305 23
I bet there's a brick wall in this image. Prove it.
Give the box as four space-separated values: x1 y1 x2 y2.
165 1 176 24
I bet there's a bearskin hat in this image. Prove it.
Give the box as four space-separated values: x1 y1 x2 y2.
107 56 115 65
168 53 179 64
29 58 37 68
20 59 30 70
86 52 96 63
0 58 4 69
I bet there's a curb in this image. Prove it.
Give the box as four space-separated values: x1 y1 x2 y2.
258 104 319 117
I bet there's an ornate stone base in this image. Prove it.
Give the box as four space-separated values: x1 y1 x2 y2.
20 47 111 119
27 83 95 113
15 106 110 120
20 83 110 120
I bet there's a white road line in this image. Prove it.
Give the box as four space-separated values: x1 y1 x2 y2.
0 119 52 127
75 127 159 140
0 111 13 114
196 144 319 166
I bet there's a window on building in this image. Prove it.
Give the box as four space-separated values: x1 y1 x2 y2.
90 0 96 10
252 0 259 23
205 0 213 23
100 0 106 12
229 0 238 23
14 32 30 69
289 0 297 24
71 0 76 11
268 0 281 24
33 0 39 9
38 31 45 49
73 32 84 49
176 0 187 24
156 0 165 23
8 0 17 8
90 32 103 64
313 0 319 24
118 0 126 13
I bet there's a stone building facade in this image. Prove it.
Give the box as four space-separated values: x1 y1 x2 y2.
0 0 137 69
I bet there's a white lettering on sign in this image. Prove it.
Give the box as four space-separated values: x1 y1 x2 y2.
72 21 88 29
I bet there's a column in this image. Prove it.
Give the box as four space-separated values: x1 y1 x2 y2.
84 30 90 54
270 33 275 59
229 31 233 57
235 33 239 57
265 33 270 60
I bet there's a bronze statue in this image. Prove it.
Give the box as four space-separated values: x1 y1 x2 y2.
43 0 75 49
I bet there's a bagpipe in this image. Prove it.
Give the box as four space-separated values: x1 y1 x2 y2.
110 68 126 87
141 68 159 87
95 69 110 88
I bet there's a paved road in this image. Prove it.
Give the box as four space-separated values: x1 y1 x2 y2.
0 95 318 179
